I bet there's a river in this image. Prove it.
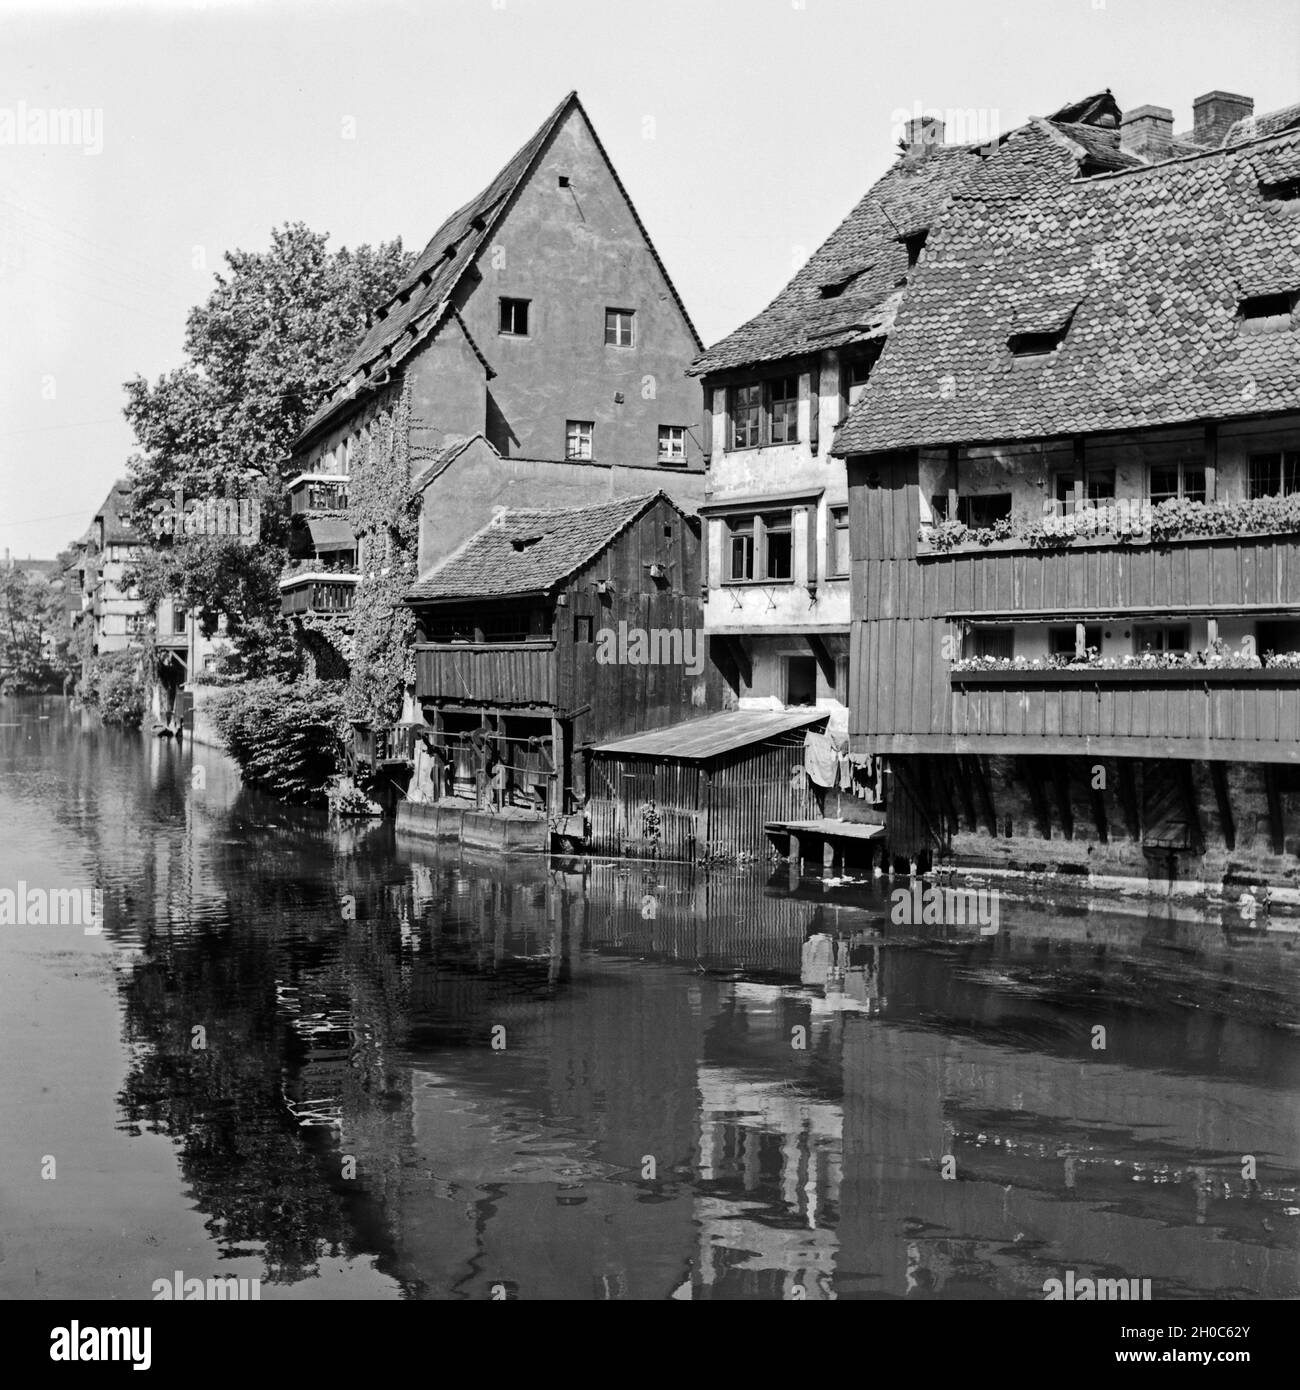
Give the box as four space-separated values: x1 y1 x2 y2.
1 695 1296 1300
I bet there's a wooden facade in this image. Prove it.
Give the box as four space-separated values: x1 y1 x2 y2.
587 738 819 861
848 451 1300 762
409 496 721 814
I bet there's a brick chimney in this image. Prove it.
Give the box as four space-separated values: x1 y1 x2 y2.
904 115 945 154
1193 90 1254 145
1119 104 1173 162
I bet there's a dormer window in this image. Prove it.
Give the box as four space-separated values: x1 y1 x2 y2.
1238 290 1297 332
1260 176 1300 202
820 269 866 298
1008 300 1078 361
1009 328 1069 357
902 230 928 269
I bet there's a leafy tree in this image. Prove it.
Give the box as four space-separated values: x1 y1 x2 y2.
0 566 72 691
122 224 412 667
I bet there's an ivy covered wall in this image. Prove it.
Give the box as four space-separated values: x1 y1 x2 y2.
345 383 419 727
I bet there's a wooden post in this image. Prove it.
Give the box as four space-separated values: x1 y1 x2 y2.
1075 622 1087 659
808 361 820 455
788 831 802 890
1072 435 1086 512
550 715 565 818
947 443 960 521
1204 421 1217 503
1210 763 1235 850
701 382 713 461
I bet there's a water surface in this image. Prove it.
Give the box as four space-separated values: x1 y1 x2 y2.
1 696 1296 1300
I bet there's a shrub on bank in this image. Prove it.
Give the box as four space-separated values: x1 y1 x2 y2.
79 649 147 727
212 679 348 804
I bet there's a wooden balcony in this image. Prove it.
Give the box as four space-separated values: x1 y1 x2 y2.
415 641 557 707
279 575 358 616
911 530 1300 619
945 666 1300 761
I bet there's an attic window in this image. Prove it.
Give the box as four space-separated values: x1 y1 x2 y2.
510 533 544 551
471 216 487 232
1009 328 1069 359
902 230 928 269
819 269 867 298
1238 290 1298 331
557 174 570 188
1260 177 1300 201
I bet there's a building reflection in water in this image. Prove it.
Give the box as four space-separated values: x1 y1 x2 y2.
27 717 1297 1299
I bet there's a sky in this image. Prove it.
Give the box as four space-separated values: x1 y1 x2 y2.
1 0 1297 561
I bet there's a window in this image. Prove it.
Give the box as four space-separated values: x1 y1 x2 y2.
902 230 928 269
768 375 799 444
1049 625 1102 657
967 627 1014 660
845 349 880 407
1249 451 1300 498
728 376 801 449
605 308 635 347
828 506 850 575
1149 462 1205 504
1052 469 1116 513
1009 326 1069 358
573 615 593 643
956 493 1012 528
763 512 793 579
730 383 762 449
726 511 793 583
728 518 755 581
1238 291 1297 332
657 425 686 464
499 298 530 336
172 604 187 636
1134 623 1189 655
786 657 818 706
565 420 593 460
125 613 147 638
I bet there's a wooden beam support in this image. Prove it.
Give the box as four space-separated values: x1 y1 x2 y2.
806 633 836 686
1210 762 1235 851
701 382 713 460
1204 421 1218 504
1051 758 1074 840
1117 760 1140 841
1265 765 1285 855
1018 756 1052 840
890 756 945 851
1089 771 1109 844
1180 763 1205 855
971 755 998 835
954 755 978 831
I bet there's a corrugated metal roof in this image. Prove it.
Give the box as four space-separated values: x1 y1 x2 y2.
592 708 827 760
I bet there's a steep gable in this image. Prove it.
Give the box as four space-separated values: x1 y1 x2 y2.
297 92 700 451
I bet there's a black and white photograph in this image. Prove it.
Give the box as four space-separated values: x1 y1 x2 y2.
1 0 1297 1347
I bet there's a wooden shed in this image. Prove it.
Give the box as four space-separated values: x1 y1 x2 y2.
588 708 828 860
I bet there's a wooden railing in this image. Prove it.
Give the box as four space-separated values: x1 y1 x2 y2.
280 579 358 616
415 641 556 706
946 669 1300 759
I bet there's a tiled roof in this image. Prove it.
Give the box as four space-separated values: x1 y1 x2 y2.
1226 101 1300 145
832 122 1300 455
95 481 143 545
298 91 701 446
406 493 665 602
688 91 1184 380
689 144 980 376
